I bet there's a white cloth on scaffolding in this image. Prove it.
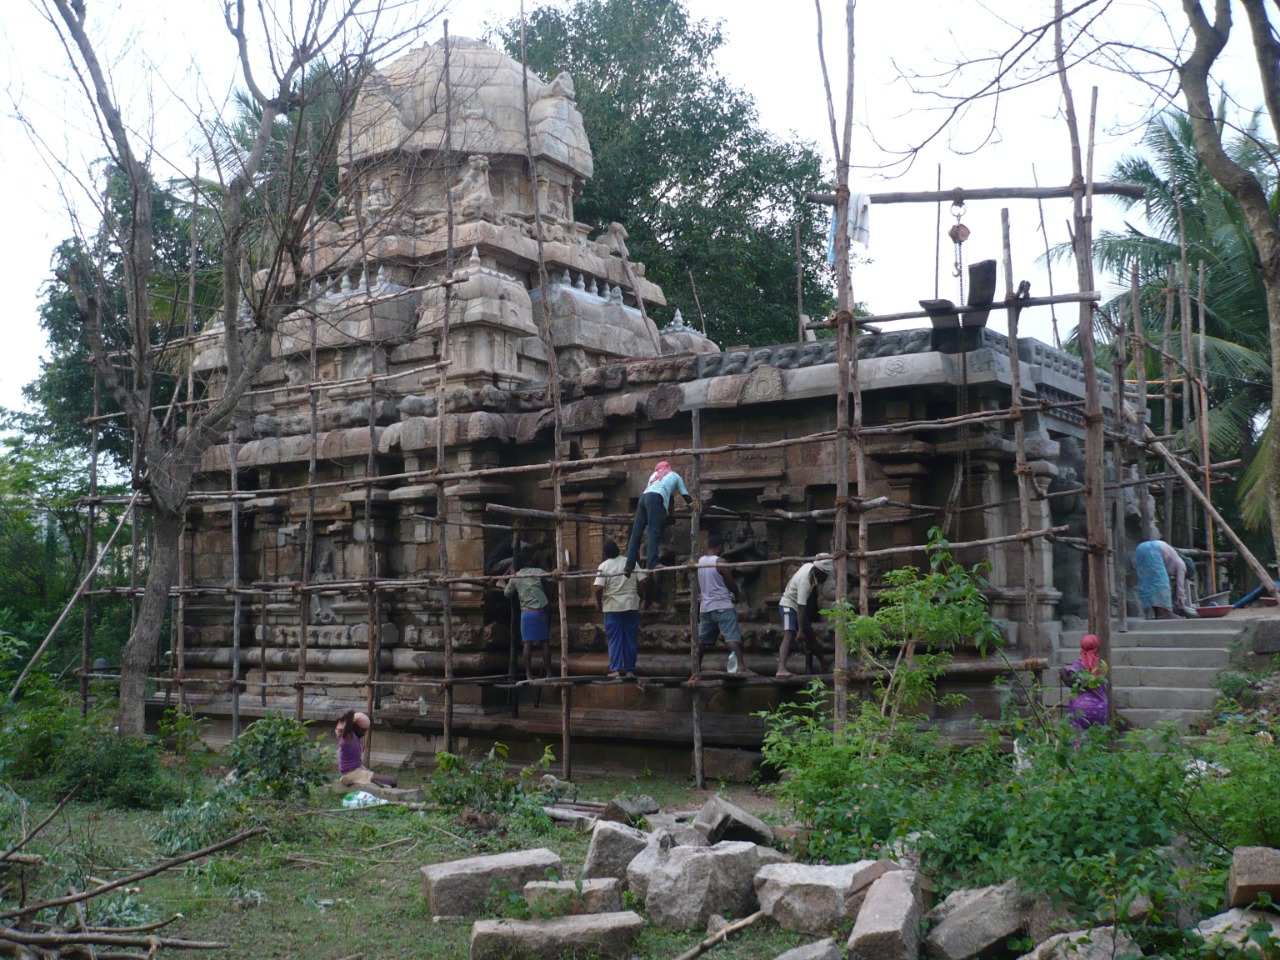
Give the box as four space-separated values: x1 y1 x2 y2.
826 192 871 265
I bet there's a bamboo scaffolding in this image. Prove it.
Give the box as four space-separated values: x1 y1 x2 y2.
689 408 705 789
806 182 1146 206
1196 261 1216 587
1001 209 1041 660
229 427 242 736
440 21 458 754
1112 298 1130 632
805 291 1100 329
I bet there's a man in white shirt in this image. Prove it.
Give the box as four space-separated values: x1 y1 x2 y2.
593 540 647 679
776 554 835 678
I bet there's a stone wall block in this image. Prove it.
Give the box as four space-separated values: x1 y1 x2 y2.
582 820 649 883
1227 846 1280 908
469 912 644 960
847 869 920 960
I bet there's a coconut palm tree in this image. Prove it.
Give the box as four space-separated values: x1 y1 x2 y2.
1063 109 1275 556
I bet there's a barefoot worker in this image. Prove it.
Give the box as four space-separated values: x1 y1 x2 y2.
594 539 647 679
504 549 553 681
693 533 753 678
776 554 835 678
335 710 398 788
1134 538 1196 619
625 460 694 577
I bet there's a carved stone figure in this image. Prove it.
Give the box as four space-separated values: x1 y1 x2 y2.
452 155 498 223
596 222 630 260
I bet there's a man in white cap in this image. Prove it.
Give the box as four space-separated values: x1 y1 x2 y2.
776 554 835 677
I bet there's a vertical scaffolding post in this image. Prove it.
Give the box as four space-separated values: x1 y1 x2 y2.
1131 267 1154 538
1162 267 1175 533
229 428 242 737
1196 261 1216 588
1179 261 1195 549
364 354 379 766
80 374 100 715
519 3 571 779
688 408 704 789
1000 209 1040 659
297 310 319 720
439 21 457 754
1112 299 1129 633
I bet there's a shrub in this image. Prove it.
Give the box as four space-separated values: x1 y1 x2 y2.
0 676 96 781
225 714 329 801
429 743 555 829
51 732 185 810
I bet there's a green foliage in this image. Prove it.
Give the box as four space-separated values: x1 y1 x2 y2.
51 731 185 810
0 676 95 781
1180 721 1280 849
493 0 834 348
829 528 1004 719
156 705 210 755
225 714 329 801
430 743 556 833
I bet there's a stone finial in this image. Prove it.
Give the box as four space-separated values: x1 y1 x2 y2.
469 246 481 270
561 269 572 286
574 272 585 290
587 277 598 296
340 272 353 295
358 264 370 292
669 309 689 331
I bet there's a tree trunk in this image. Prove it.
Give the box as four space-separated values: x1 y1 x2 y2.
116 509 183 735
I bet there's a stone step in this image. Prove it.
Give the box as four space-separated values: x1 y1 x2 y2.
1112 686 1218 710
1110 647 1231 668
1118 707 1209 730
1110 665 1223 688
1107 627 1245 646
1114 618 1245 636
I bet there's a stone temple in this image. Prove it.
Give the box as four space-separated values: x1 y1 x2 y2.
175 37 1132 773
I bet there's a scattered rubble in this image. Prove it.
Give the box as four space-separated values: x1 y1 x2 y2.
1195 908 1280 954
924 879 1027 960
644 840 787 930
523 878 622 915
421 848 562 916
848 869 921 960
773 938 841 960
755 859 893 934
692 795 775 845
581 820 648 883
1014 926 1139 960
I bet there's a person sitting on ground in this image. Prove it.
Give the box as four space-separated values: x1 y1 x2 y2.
625 460 696 577
693 532 754 679
593 538 647 679
504 548 553 681
776 554 835 678
1134 538 1197 619
1059 633 1108 731
335 710 397 788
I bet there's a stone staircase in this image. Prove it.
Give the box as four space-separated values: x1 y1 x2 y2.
1048 618 1248 729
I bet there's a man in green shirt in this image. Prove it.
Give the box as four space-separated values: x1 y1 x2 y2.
504 549 553 681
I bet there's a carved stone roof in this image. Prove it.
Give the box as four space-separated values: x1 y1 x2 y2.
344 37 593 179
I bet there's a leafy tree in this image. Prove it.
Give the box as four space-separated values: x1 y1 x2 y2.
30 0 438 734
1080 111 1275 552
493 0 834 347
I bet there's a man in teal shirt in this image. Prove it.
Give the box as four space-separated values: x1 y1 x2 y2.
625 460 694 577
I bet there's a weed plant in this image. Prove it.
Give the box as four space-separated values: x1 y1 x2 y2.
225 713 329 801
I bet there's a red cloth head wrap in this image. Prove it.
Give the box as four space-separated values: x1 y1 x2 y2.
1079 634 1101 675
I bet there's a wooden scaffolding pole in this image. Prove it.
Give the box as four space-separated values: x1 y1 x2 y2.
814 0 858 733
229 428 243 737
1112 300 1130 633
689 409 705 789
296 306 319 721
1196 261 1216 587
363 350 380 765
1131 267 1155 538
440 21 458 754
1162 266 1175 534
1001 210 1040 660
520 2 572 779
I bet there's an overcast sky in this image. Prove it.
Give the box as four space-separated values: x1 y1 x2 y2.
0 0 1263 414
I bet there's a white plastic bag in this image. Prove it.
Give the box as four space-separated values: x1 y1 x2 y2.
342 790 387 809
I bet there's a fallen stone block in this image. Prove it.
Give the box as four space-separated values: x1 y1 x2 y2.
646 841 787 930
524 878 621 915
421 848 562 916
1228 846 1280 908
692 794 774 845
848 869 920 960
625 830 675 902
756 860 890 934
469 911 644 960
844 859 897 917
673 826 709 848
1196 908 1280 954
600 794 659 826
582 820 648 882
1016 925 1140 960
774 938 841 960
925 879 1026 960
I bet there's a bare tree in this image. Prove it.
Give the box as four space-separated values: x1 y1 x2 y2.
32 0 440 733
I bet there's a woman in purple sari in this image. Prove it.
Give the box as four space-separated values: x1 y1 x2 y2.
1059 633 1108 730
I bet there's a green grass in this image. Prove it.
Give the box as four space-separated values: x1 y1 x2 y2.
1 772 812 960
